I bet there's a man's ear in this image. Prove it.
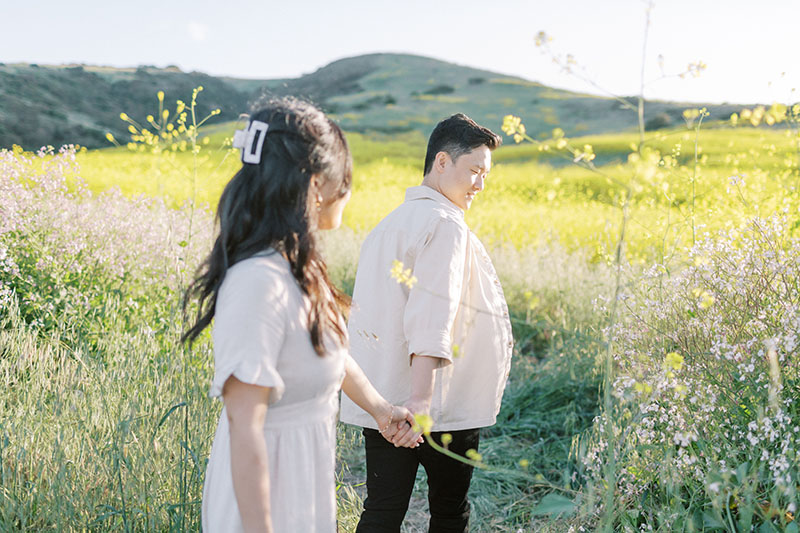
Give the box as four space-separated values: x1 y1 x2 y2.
434 151 450 173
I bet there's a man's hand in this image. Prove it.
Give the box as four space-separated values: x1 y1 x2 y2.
379 405 423 448
383 398 425 447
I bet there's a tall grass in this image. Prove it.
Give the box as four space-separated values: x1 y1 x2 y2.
0 147 216 531
0 301 215 531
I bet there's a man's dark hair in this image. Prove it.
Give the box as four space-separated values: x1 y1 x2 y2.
423 113 502 176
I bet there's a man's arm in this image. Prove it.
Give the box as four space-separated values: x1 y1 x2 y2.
403 219 469 368
341 354 422 448
389 353 439 443
400 217 469 436
405 353 439 415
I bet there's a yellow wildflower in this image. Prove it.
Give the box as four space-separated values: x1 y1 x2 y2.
412 413 433 435
534 31 551 47
465 449 483 462
502 115 522 136
390 260 417 289
665 352 684 371
699 293 715 309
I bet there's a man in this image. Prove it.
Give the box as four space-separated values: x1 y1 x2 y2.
340 113 514 532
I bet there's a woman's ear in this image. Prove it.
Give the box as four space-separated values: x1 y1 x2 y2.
309 174 323 205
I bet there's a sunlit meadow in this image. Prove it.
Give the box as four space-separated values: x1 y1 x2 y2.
1 74 800 532
80 109 800 260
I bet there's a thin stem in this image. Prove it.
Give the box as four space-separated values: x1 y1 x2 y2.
600 4 651 530
599 189 630 532
691 111 706 245
422 433 580 496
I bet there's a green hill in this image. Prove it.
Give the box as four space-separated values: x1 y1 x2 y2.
0 54 746 150
242 53 746 141
0 63 251 150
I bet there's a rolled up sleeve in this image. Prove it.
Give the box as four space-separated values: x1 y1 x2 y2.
404 218 468 366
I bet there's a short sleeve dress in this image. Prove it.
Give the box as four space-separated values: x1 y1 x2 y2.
201 251 347 533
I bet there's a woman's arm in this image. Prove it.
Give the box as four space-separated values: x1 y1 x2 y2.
223 376 274 533
341 354 422 448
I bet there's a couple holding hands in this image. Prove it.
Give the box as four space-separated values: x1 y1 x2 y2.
183 97 513 532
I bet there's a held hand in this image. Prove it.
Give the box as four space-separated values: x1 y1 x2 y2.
378 405 423 448
387 401 428 448
403 398 431 421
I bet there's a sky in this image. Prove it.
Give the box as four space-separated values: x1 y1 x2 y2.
1 0 798 105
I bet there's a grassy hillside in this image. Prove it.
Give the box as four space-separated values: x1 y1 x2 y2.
1 54 749 151
298 54 744 140
0 64 250 150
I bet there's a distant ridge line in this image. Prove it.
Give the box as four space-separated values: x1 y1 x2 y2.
0 53 744 150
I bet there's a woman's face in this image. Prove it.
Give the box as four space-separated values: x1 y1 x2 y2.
316 180 351 230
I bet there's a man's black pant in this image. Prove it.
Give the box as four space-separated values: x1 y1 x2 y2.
355 427 480 533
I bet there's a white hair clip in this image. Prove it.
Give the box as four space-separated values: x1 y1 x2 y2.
232 120 269 164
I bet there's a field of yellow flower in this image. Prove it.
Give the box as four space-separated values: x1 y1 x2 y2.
78 116 799 266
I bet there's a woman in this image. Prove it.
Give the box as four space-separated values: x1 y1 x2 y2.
183 97 420 532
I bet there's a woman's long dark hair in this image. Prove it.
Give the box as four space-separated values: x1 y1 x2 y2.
182 97 352 355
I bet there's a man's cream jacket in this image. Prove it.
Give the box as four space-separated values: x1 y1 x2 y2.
340 186 514 432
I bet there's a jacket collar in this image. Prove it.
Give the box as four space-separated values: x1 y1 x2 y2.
404 185 464 219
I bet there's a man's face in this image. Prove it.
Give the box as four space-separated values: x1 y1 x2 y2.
438 145 491 210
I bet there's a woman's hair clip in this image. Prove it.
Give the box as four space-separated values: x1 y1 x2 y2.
232 120 269 164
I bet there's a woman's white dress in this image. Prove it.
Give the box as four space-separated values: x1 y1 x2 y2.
202 252 346 532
